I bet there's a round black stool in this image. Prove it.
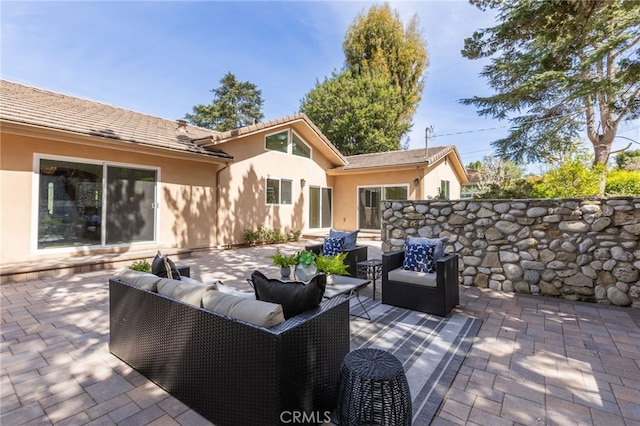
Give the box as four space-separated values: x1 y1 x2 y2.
335 348 412 425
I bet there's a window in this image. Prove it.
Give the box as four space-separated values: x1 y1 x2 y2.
37 157 157 249
440 180 451 199
291 132 311 158
266 178 292 205
265 130 311 158
265 131 288 153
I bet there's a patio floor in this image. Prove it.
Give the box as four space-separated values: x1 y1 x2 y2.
1 241 639 425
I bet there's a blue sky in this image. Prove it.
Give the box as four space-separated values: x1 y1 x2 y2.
2 0 638 170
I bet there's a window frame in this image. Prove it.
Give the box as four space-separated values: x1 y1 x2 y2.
265 177 293 205
31 153 160 253
264 129 312 159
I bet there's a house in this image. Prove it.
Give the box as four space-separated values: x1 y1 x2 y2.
0 80 467 277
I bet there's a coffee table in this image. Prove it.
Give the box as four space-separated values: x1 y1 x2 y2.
263 273 371 320
323 275 371 320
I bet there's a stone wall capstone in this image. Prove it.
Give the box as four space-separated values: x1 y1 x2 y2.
381 197 640 308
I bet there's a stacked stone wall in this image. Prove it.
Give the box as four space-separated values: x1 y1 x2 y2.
381 197 640 308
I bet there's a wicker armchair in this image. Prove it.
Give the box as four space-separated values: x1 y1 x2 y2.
381 251 459 317
305 243 368 276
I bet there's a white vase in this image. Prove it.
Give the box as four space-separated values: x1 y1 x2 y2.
295 263 317 281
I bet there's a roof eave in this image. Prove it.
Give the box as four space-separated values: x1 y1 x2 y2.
1 119 234 163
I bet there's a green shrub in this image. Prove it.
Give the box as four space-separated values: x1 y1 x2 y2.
532 161 604 198
129 259 151 272
606 170 640 195
243 229 261 245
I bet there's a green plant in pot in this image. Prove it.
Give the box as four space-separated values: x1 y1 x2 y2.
316 252 349 276
268 249 297 278
294 249 317 281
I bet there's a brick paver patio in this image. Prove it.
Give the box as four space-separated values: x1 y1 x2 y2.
2 241 639 425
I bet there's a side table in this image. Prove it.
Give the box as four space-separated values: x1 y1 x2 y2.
356 259 382 300
335 348 412 425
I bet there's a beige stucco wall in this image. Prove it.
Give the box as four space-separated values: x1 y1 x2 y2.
217 128 336 244
1 130 224 264
421 156 463 200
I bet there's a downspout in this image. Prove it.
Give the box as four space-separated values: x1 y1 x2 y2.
215 162 232 249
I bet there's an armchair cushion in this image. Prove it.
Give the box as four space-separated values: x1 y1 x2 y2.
330 229 359 251
388 268 437 287
250 270 327 319
322 236 345 256
403 242 436 273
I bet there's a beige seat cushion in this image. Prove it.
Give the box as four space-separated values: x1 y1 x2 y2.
116 269 162 291
157 279 216 307
202 289 285 328
388 268 437 287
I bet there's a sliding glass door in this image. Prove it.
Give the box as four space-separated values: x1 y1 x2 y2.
37 157 157 249
358 185 408 230
309 186 332 229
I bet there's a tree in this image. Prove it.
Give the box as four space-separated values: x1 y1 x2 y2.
532 149 605 198
300 2 428 155
461 0 640 168
300 70 408 155
343 3 428 131
185 72 264 131
614 149 640 170
472 155 524 192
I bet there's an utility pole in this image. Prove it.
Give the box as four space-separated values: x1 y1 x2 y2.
425 125 434 162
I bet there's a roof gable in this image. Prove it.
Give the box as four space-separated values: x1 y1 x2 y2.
0 80 232 160
193 113 348 167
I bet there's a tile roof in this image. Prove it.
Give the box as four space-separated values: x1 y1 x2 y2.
342 146 461 169
0 80 232 160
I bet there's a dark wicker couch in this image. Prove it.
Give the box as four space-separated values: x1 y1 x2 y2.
305 243 368 276
382 251 459 317
109 278 350 426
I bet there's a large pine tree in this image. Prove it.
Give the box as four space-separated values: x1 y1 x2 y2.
461 0 640 167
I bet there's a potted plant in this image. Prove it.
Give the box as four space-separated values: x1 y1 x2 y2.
294 249 317 281
315 252 349 276
268 249 297 278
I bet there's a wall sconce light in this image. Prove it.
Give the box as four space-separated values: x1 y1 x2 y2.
301 178 306 188
413 178 420 187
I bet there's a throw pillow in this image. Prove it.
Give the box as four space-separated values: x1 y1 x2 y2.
151 251 181 280
402 242 436 273
322 236 344 257
250 270 326 319
329 229 359 251
407 236 449 259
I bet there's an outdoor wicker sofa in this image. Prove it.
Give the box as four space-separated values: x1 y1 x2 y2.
109 275 350 426
382 251 459 317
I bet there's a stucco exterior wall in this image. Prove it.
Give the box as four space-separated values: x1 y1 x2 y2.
1 131 223 264
422 157 462 200
381 198 640 308
217 131 334 244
